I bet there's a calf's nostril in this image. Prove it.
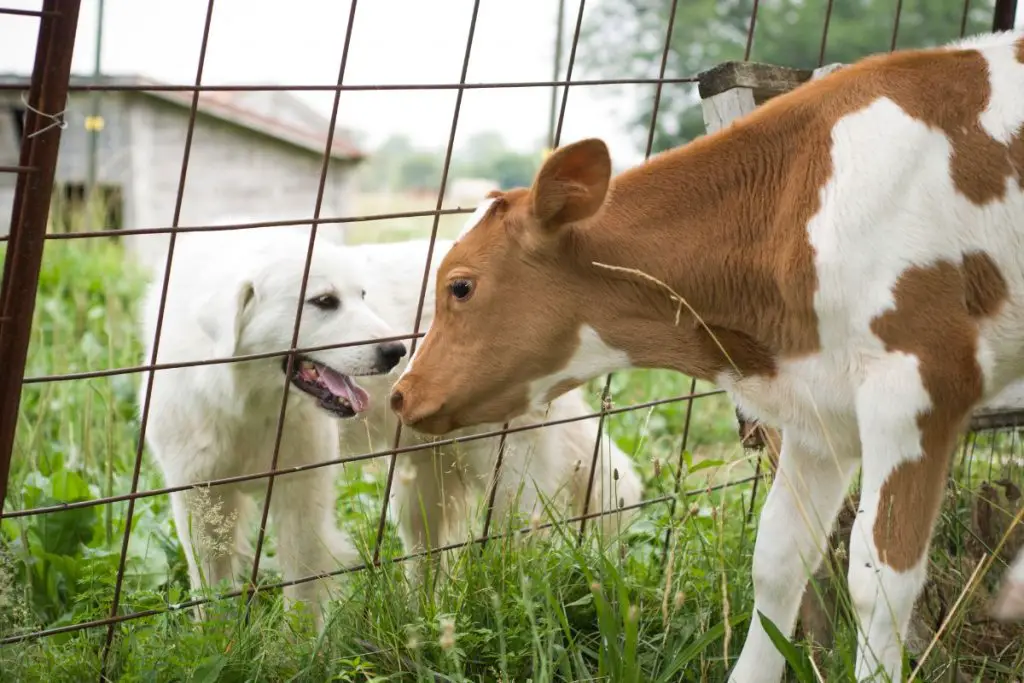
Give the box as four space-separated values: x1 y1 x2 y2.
390 390 404 413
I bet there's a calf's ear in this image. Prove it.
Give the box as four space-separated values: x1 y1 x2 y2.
530 138 611 230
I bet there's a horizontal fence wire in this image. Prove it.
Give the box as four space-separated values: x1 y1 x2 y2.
0 7 58 18
0 0 1020 659
1 388 726 521
0 209 478 243
0 77 698 93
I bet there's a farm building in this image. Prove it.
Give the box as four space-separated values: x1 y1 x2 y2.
0 73 365 266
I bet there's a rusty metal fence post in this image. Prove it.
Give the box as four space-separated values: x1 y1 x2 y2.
0 0 82 517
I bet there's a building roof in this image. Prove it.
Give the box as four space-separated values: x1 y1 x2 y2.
0 73 365 163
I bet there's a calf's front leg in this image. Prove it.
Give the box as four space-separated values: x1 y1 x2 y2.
848 352 972 681
729 431 859 683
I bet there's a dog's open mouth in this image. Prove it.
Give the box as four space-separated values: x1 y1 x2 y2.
284 357 370 418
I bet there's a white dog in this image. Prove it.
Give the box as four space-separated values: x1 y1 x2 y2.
139 225 405 629
139 225 642 629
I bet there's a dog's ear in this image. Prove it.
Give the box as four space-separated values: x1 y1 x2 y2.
196 279 256 358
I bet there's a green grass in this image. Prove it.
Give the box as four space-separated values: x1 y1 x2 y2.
0 219 1022 682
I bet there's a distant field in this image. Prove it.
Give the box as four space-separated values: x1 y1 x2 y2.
345 191 474 245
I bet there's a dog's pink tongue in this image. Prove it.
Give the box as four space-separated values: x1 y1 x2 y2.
319 367 369 413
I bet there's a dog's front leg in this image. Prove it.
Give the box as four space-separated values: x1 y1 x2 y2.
170 484 245 618
389 447 471 597
271 468 357 632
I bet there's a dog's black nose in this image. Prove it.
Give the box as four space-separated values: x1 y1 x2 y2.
376 341 408 371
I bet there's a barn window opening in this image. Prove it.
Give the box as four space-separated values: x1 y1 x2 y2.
50 183 124 235
9 106 25 142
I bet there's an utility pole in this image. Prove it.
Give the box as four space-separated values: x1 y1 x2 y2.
546 0 565 151
85 0 105 203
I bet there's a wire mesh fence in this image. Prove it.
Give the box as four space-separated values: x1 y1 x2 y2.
0 0 1021 676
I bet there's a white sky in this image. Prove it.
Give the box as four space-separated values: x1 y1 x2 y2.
0 0 645 163
1 1 1023 168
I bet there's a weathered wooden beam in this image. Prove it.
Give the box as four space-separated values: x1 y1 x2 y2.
699 61 844 136
697 61 815 103
700 87 757 135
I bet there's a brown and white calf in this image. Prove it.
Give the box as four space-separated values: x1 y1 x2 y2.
389 30 1024 682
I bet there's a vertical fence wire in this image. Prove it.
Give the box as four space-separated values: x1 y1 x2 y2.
478 430 511 547
372 0 482 567
662 377 698 562
99 1 217 673
553 0 587 150
578 0 681 544
244 0 362 613
890 0 906 51
961 0 974 37
744 0 761 61
818 0 836 66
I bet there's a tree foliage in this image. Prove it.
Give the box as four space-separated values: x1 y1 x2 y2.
580 0 997 153
456 131 541 189
358 131 541 193
397 152 443 194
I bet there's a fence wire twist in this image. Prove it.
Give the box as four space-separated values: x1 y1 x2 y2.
0 0 1020 670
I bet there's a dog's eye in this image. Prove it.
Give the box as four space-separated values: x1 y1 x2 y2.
449 279 474 302
361 289 366 300
308 294 340 311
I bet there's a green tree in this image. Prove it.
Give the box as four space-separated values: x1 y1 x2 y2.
580 0 996 153
448 131 542 188
398 152 443 193
356 134 417 191
491 152 540 189
457 131 511 177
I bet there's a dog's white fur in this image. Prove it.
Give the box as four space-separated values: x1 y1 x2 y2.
139 226 642 628
139 225 394 629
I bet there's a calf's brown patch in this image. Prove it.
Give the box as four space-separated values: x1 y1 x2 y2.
868 254 1008 571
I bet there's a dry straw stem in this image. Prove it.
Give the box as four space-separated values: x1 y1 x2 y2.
590 260 773 472
591 261 741 376
661 526 677 629
718 496 733 667
660 505 698 634
590 259 841 504
591 260 783 459
906 558 987 683
808 652 826 683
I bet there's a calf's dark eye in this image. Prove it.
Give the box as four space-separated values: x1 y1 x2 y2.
308 294 340 310
449 279 474 301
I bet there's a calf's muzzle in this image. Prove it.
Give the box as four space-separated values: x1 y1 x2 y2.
388 374 451 435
